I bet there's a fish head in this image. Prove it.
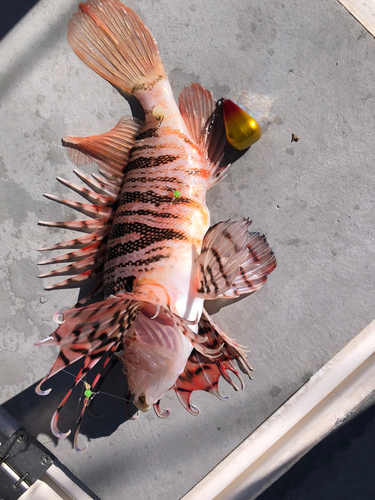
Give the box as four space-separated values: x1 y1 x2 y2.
118 306 193 410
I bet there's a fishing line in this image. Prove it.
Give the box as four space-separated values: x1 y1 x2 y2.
19 348 135 406
25 347 141 423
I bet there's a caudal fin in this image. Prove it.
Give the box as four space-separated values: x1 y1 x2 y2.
68 0 166 94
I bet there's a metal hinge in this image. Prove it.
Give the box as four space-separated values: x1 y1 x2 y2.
0 428 54 500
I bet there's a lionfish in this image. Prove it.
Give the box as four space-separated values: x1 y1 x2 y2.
36 0 276 451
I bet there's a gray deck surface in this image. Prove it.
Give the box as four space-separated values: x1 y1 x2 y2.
0 1 374 499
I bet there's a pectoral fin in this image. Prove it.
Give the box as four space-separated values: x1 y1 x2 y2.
174 310 252 415
35 295 140 448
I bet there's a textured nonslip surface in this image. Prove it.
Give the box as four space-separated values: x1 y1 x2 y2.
0 0 374 499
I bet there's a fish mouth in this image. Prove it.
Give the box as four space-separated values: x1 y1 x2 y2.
118 307 193 410
134 393 151 412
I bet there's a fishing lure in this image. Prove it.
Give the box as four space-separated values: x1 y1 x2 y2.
36 0 276 451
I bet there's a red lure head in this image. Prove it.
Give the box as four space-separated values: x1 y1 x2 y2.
222 98 262 150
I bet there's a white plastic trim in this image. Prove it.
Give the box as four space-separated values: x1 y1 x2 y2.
21 479 68 500
45 465 96 500
181 319 375 500
18 465 96 500
337 0 375 37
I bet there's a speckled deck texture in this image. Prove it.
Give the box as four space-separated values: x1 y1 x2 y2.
0 1 374 499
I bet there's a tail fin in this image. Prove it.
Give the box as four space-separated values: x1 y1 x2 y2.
68 0 166 94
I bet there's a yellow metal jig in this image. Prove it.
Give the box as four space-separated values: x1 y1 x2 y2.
222 99 262 150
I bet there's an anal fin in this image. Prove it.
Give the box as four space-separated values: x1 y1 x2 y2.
179 83 216 146
179 84 262 188
179 83 229 187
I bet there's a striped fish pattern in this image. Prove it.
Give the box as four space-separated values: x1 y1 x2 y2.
103 125 210 303
36 0 276 451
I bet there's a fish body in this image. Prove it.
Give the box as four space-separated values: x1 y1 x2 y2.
103 80 209 320
36 0 276 450
104 106 208 407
